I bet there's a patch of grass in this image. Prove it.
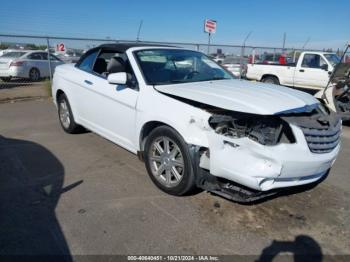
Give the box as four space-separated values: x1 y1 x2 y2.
44 78 52 97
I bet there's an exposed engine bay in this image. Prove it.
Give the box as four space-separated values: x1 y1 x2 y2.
157 84 341 203
208 104 341 153
208 112 294 146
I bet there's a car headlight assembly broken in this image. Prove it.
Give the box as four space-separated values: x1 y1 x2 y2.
208 113 295 145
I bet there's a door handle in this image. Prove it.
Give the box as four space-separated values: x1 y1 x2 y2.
84 80 93 85
299 69 305 72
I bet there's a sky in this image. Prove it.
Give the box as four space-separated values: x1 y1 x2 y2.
0 0 349 50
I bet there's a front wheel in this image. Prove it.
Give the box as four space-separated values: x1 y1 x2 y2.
144 126 196 196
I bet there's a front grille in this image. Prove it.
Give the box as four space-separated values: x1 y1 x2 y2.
300 120 341 153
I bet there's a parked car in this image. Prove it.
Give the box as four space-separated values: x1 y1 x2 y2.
52 44 341 202
0 50 63 81
222 56 247 78
246 51 340 89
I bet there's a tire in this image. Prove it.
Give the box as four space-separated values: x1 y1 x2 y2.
262 76 280 85
0 77 11 82
144 126 196 196
29 68 40 81
57 93 82 134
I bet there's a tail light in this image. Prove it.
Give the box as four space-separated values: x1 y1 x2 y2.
10 61 24 67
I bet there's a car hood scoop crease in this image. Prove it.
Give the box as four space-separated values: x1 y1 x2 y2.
155 79 319 115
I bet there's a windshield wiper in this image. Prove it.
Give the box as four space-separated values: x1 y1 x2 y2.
210 77 229 80
169 79 186 83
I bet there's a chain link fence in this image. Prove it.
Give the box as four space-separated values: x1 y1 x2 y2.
0 33 348 96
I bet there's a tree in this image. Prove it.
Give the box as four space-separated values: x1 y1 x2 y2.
0 44 9 50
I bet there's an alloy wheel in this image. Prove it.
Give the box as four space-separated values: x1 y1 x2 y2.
148 136 185 188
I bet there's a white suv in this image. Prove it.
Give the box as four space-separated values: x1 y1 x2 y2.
52 44 341 202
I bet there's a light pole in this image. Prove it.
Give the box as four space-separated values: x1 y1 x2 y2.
136 20 143 42
302 37 310 50
282 32 286 50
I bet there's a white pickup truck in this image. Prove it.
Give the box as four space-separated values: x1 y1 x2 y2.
246 51 340 90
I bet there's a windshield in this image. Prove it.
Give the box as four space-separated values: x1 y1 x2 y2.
324 54 340 66
135 49 234 85
1 51 26 58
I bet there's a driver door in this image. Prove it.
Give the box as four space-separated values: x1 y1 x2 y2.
294 54 330 89
75 49 139 151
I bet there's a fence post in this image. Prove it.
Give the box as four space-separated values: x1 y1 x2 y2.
46 37 52 82
207 33 211 55
239 45 245 79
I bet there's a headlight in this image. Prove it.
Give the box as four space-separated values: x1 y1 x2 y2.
209 113 295 146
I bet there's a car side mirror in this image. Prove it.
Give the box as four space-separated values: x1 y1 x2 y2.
321 64 328 71
107 72 127 85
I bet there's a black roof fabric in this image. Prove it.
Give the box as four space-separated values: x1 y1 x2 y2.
98 43 174 52
76 43 175 66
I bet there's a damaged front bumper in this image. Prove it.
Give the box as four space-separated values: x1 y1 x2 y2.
198 123 340 193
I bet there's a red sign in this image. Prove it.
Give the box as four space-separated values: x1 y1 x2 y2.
56 43 65 53
204 19 217 34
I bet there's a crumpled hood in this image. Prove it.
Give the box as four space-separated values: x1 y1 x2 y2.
155 79 319 115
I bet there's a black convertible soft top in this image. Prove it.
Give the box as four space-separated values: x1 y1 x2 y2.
76 43 174 66
98 43 173 52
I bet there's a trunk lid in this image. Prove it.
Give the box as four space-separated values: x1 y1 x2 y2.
0 58 13 69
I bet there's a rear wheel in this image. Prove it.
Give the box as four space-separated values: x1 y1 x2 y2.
0 77 11 82
262 76 279 85
29 68 40 81
144 126 196 196
57 93 82 134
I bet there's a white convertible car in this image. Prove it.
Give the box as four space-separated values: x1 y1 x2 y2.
52 44 341 202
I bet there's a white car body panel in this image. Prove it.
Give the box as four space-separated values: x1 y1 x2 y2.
52 46 341 192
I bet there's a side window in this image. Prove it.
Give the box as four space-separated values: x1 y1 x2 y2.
92 51 121 75
40 53 48 60
27 53 42 60
92 51 131 76
78 50 99 72
301 54 324 69
319 56 327 67
49 54 61 61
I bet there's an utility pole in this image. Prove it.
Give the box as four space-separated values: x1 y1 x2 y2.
136 20 143 42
